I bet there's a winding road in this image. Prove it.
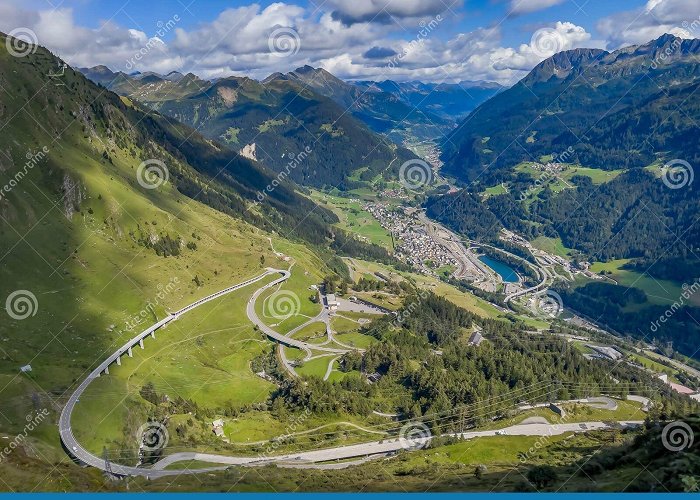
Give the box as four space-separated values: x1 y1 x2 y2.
58 267 643 479
245 271 347 355
59 268 291 477
468 240 550 303
148 420 643 472
59 268 353 477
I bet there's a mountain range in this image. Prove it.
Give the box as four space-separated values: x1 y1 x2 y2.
0 32 400 405
2 26 700 493
266 66 501 143
428 34 700 357
433 35 700 265
79 65 209 101
78 65 500 181
264 66 454 144
442 34 700 184
353 79 502 122
80 64 419 188
27 35 700 359
0 36 402 279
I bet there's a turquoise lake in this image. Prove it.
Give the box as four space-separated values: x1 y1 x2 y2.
478 255 519 283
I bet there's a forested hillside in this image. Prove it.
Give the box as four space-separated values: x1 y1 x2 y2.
0 34 401 421
442 35 700 184
272 291 695 425
2 46 340 242
574 415 700 492
430 35 700 279
426 36 700 357
267 66 454 143
531 171 700 266
81 67 416 189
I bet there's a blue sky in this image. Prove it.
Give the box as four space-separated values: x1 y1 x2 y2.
60 0 633 45
2 0 696 83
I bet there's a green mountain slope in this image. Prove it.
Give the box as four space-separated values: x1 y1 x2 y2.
426 36 700 358
267 66 455 143
0 33 392 453
81 66 416 189
433 35 700 271
2 32 697 495
573 415 700 492
79 65 209 102
442 35 700 184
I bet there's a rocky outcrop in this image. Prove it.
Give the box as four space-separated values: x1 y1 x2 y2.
239 143 257 162
61 173 85 221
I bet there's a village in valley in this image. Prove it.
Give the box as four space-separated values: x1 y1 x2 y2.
362 202 456 274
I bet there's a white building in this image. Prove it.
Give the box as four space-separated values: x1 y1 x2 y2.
212 419 225 437
326 293 339 312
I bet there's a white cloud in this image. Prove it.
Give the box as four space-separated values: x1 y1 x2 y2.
167 4 389 78
464 22 592 81
0 5 184 73
509 0 565 16
317 21 593 85
598 0 700 47
319 0 460 24
0 1 598 85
